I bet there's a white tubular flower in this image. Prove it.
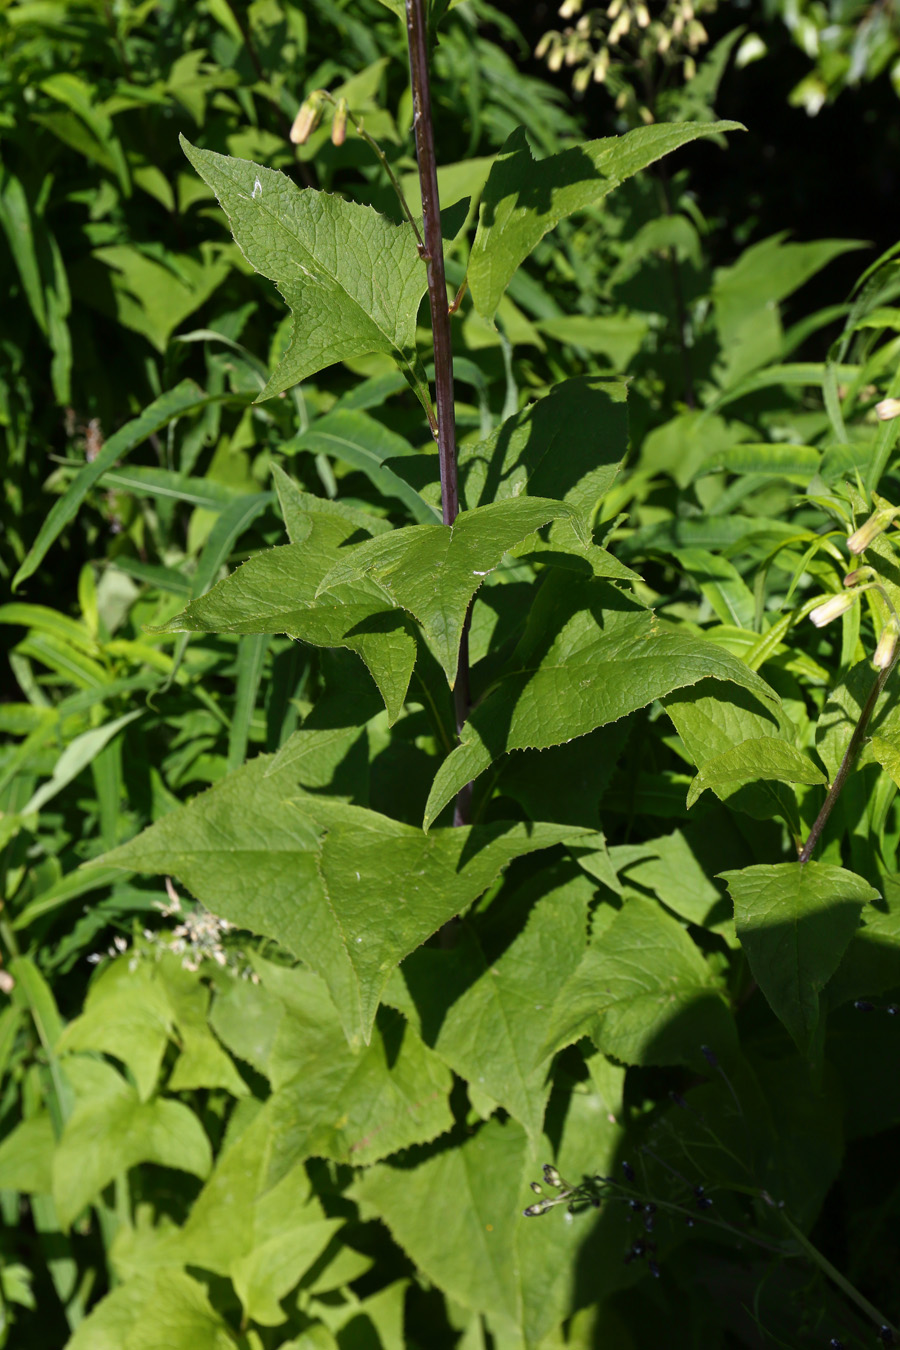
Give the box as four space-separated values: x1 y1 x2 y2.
810 592 857 628
876 398 900 421
609 11 631 43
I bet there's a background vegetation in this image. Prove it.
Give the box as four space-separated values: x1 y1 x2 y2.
3 1 900 1346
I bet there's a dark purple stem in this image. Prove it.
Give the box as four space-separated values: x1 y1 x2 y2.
405 0 471 825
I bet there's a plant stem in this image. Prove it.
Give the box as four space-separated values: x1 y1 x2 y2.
780 1211 898 1336
798 661 894 863
405 0 472 825
656 162 695 410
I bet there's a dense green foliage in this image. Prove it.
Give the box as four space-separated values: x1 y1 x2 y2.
4 2 900 1347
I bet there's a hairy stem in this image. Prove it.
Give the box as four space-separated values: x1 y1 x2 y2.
405 0 472 825
798 661 893 863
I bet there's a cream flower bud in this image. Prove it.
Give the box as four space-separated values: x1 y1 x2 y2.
873 620 899 670
848 507 897 555
330 98 348 147
810 592 857 628
876 398 900 421
290 92 325 145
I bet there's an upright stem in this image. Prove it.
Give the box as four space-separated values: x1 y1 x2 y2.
405 0 472 826
656 163 695 411
798 662 893 863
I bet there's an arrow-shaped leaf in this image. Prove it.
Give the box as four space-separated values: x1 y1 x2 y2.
468 121 742 321
181 136 427 398
317 496 585 685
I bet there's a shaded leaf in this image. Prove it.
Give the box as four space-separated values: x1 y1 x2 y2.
425 576 779 828
396 869 592 1141
686 736 825 809
66 1271 233 1350
14 381 212 590
541 896 737 1069
54 1058 211 1228
151 520 417 724
719 863 879 1052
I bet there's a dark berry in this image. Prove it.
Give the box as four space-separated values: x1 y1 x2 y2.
622 1161 635 1183
700 1045 718 1068
649 1259 661 1278
854 1000 875 1012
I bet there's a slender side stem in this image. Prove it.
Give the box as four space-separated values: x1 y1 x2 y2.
798 661 893 863
781 1211 898 1336
406 0 472 825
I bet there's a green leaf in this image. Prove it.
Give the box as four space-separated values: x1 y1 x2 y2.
284 409 440 525
826 874 900 1009
97 757 583 1044
13 380 212 590
620 829 735 939
180 137 428 397
817 658 893 782
0 170 47 332
536 313 649 366
212 966 453 1174
317 497 586 685
664 680 803 831
719 863 879 1052
541 896 737 1069
459 376 628 517
713 234 865 385
686 736 825 809
66 1271 233 1350
354 1109 627 1346
150 518 417 725
0 1115 55 1195
53 1058 211 1228
468 121 742 321
22 710 142 817
425 576 779 828
669 547 756 629
126 1084 344 1323
271 464 391 543
396 867 592 1142
60 959 172 1101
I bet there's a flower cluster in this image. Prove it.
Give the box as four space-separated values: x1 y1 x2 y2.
87 878 258 981
536 0 716 102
